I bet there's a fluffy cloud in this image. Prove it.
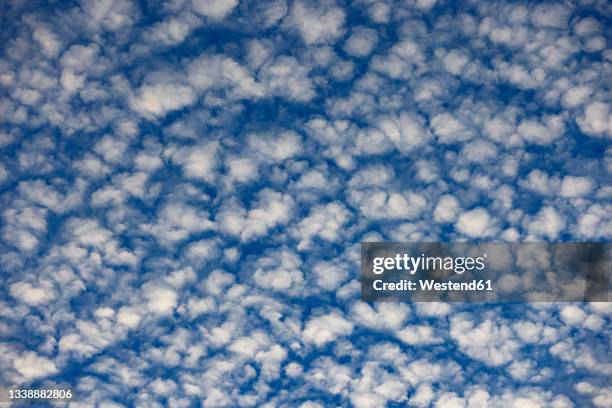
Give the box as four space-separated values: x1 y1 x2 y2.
192 0 239 19
375 112 431 152
166 141 219 182
450 314 520 366
131 83 197 118
525 206 565 239
10 281 55 306
292 202 351 250
574 204 612 239
577 102 612 138
433 195 460 223
351 303 410 331
312 260 349 290
286 0 345 45
455 208 497 238
431 113 473 143
218 189 294 241
253 249 304 292
144 285 178 315
560 176 594 198
396 325 442 345
302 311 353 346
140 203 215 246
1 0 610 405
350 190 428 220
344 27 378 57
13 352 58 381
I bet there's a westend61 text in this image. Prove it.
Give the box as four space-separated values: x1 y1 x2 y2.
372 279 494 292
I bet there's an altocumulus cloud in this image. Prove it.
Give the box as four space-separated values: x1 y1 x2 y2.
0 0 611 407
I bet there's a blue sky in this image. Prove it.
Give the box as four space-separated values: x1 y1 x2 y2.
0 0 611 406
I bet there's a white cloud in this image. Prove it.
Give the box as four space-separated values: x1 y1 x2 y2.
187 54 265 98
192 0 239 19
60 69 86 94
32 26 62 57
368 2 390 23
525 206 565 239
204 269 235 296
117 307 142 328
443 50 469 75
531 3 571 29
416 302 453 317
3 205 48 251
575 204 612 239
396 325 442 345
262 56 316 102
344 27 378 57
305 357 352 394
94 135 127 164
483 114 519 145
348 165 393 188
226 156 258 183
80 0 137 33
166 141 219 182
131 83 197 118
302 311 353 346
435 393 464 408
150 378 177 396
144 285 178 315
134 149 163 172
2 0 611 402
140 203 215 246
433 195 460 223
562 85 592 109
351 303 410 331
69 218 112 247
252 0 288 27
409 383 435 407
286 0 345 45
350 190 427 220
248 130 302 161
143 14 201 46
10 281 55 306
0 163 7 183
312 260 349 290
295 168 340 192
518 115 565 145
560 176 594 198
455 208 496 238
253 249 304 292
560 305 587 326
256 344 287 380
430 113 473 144
577 102 612 138
520 169 560 196
376 112 431 152
574 17 602 37
414 0 437 10
450 314 520 366
13 351 58 381
17 179 84 214
67 218 138 266
217 189 294 241
60 43 107 74
460 140 498 163
292 202 351 250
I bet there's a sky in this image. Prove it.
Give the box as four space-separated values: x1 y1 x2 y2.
0 0 611 407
